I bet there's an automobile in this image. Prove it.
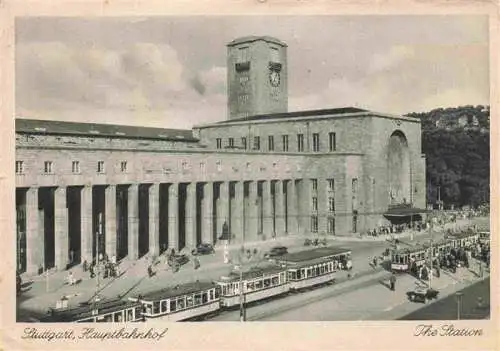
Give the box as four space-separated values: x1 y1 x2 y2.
168 254 190 267
407 287 439 303
191 243 215 256
264 246 288 258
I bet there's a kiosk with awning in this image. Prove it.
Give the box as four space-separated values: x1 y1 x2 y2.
383 204 431 224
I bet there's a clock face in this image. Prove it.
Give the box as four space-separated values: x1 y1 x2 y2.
269 71 280 87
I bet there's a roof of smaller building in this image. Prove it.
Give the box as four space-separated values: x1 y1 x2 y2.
279 246 351 263
16 118 198 142
213 107 369 125
137 281 217 301
227 36 287 47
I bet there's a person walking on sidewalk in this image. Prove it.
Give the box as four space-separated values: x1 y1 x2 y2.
390 272 396 291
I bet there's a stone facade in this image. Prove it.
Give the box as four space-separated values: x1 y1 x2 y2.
15 36 426 274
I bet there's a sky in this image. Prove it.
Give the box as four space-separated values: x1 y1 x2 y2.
15 16 489 129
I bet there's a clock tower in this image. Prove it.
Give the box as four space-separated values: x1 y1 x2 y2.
227 36 288 120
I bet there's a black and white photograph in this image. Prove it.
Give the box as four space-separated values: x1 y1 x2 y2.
12 14 491 327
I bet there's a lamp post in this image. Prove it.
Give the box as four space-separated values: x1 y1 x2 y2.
235 264 246 322
456 292 463 320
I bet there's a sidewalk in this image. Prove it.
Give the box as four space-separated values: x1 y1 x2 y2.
17 217 486 320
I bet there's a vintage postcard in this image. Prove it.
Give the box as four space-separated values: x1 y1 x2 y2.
1 1 498 350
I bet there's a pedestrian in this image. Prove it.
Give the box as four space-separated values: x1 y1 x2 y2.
147 265 154 278
373 256 378 267
89 264 95 279
194 257 200 270
390 273 396 291
70 249 74 264
82 260 88 272
67 271 75 285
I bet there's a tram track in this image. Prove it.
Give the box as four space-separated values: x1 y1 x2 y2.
204 268 391 322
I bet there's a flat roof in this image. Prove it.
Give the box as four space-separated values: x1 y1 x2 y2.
279 246 351 263
227 36 287 47
218 264 285 282
449 231 479 239
137 281 217 301
16 118 198 142
215 107 368 124
43 298 139 321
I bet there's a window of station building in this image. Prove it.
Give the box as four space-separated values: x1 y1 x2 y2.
238 46 249 63
297 134 304 152
311 215 318 233
312 133 320 152
253 136 260 150
329 132 337 151
15 161 24 175
311 179 318 192
268 136 274 151
120 161 127 173
97 161 105 174
312 197 318 212
72 161 80 174
328 179 335 192
328 197 335 213
228 138 234 148
216 138 222 149
327 217 335 235
44 161 53 174
270 47 280 63
241 137 247 150
282 135 289 152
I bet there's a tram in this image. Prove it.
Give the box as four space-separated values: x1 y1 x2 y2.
448 231 480 248
215 265 288 308
391 231 480 272
277 247 351 290
129 281 220 322
40 297 143 323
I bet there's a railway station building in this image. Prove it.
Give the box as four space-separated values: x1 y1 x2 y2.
15 36 426 274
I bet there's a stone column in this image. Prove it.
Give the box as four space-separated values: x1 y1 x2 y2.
202 182 213 244
263 180 273 237
127 184 139 260
275 180 286 237
287 180 298 235
168 183 179 251
301 179 312 235
217 182 229 241
318 179 328 235
247 181 258 242
233 181 245 243
148 183 160 257
80 186 93 264
185 182 197 249
105 185 117 260
54 187 68 270
26 187 41 274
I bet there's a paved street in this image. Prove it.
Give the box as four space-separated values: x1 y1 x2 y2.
16 217 485 321
400 277 490 320
209 263 486 321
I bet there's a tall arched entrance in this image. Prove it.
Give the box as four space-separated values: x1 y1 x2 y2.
387 131 411 206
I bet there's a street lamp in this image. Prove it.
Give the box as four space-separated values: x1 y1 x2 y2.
456 292 463 320
234 264 246 322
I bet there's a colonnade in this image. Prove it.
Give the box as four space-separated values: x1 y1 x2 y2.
16 179 338 274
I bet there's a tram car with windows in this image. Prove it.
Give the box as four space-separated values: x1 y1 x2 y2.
129 281 220 322
390 245 428 272
40 297 143 323
448 231 480 248
215 265 288 308
276 247 351 290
